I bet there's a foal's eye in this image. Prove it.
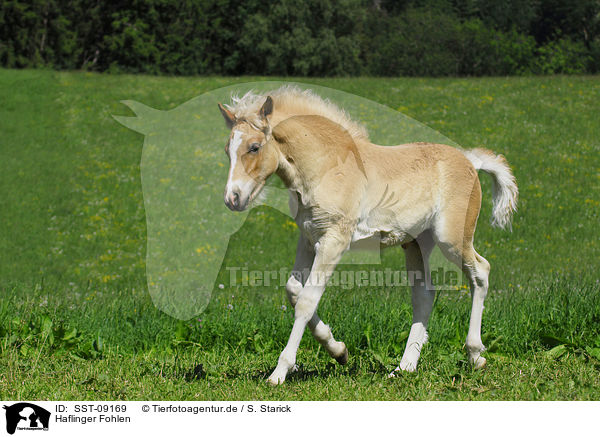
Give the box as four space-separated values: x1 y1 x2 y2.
248 143 260 154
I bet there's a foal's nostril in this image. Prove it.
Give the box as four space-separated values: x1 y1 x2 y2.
229 189 244 209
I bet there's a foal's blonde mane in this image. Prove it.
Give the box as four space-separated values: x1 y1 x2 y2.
224 85 369 142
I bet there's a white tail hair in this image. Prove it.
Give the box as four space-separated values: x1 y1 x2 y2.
463 148 518 230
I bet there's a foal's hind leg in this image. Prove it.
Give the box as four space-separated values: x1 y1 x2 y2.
285 234 348 365
390 233 435 376
435 194 491 369
462 249 490 369
438 240 490 369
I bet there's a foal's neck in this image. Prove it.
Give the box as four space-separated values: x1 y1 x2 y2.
274 146 299 192
270 111 369 203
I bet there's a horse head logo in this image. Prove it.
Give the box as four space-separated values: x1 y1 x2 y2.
3 403 50 435
113 82 460 319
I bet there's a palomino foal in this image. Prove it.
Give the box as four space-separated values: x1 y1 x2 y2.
218 90 518 385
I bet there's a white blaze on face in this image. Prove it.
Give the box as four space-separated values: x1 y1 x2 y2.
226 130 244 196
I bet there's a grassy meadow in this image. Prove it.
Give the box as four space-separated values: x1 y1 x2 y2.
0 69 599 400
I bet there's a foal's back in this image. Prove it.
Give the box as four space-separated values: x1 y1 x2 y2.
360 140 478 191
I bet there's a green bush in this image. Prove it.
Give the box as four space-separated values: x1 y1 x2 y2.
236 0 364 76
364 8 462 76
534 37 592 74
458 19 537 75
589 38 600 73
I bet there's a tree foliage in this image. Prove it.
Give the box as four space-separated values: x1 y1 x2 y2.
0 0 598 75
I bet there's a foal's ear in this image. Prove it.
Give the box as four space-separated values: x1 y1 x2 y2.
260 96 273 120
218 103 236 129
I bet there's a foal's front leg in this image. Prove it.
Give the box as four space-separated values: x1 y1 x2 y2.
268 231 350 385
286 234 348 366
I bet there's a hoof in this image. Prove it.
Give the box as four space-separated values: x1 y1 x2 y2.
267 368 288 385
471 356 487 370
335 345 349 365
388 366 401 378
399 360 417 372
388 361 418 377
267 374 285 386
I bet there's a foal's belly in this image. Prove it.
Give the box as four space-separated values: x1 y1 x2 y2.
292 195 419 250
350 219 414 249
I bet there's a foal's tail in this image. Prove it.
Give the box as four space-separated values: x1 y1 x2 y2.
463 148 519 230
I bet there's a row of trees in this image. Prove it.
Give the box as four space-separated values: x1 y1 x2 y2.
1 0 599 76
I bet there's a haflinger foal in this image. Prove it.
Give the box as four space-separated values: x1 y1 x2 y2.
218 88 518 385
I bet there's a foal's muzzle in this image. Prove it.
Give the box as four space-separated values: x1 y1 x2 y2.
224 187 245 211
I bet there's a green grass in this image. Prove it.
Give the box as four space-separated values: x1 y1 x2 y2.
0 69 599 400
